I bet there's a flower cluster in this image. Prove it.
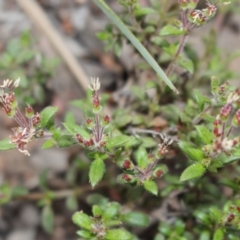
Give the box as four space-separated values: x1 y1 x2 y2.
220 204 240 229
0 79 43 156
75 78 110 149
119 135 171 185
178 0 220 31
203 88 240 158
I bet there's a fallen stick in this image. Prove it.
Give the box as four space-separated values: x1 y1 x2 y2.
16 0 89 90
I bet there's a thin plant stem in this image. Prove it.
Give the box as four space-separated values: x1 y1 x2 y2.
11 182 108 201
166 34 189 77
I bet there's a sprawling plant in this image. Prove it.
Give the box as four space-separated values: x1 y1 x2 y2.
1 0 240 239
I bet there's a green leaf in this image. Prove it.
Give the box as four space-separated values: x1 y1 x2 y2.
209 207 222 221
134 147 148 169
41 205 54 234
56 135 77 148
178 141 204 161
0 183 11 205
131 86 146 100
64 111 75 124
145 80 158 89
42 139 54 149
180 163 206 181
160 25 185 36
114 115 132 127
223 147 240 164
76 230 93 238
63 122 90 139
199 231 210 240
96 31 112 40
134 7 156 17
103 202 120 220
92 0 178 93
0 138 15 150
194 90 211 111
86 193 109 208
89 158 105 187
72 212 92 230
39 106 58 128
106 135 132 150
122 212 150 227
66 195 78 211
195 125 213 144
177 57 194 73
143 180 158 195
105 229 133 240
140 136 157 148
92 205 103 217
11 185 28 197
162 43 178 56
213 228 224 240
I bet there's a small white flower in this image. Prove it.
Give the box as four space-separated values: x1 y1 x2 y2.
89 78 101 91
0 79 12 88
227 92 239 104
159 133 173 146
13 78 20 88
221 137 234 151
222 1 231 5
19 148 30 156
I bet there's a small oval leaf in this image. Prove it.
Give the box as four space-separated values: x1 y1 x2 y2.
143 180 158 195
106 135 132 150
89 158 105 187
41 205 54 234
0 138 15 150
160 25 185 36
105 229 133 240
213 228 224 240
195 125 213 144
180 163 206 181
72 212 92 230
122 212 150 227
40 106 58 128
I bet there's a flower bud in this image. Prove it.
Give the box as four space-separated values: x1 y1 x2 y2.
76 133 83 143
203 3 217 19
227 213 235 223
103 115 110 124
86 118 94 130
25 105 34 118
4 105 15 117
153 169 164 178
32 113 41 127
121 174 133 182
219 103 232 121
178 0 198 10
232 109 240 127
213 126 222 138
178 0 189 10
153 165 168 178
123 159 134 170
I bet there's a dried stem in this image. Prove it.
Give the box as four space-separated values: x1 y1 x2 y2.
11 182 108 201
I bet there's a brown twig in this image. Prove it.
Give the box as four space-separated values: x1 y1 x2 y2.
12 182 108 201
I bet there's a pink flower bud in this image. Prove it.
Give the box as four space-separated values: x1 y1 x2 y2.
76 133 83 143
233 110 240 126
227 213 235 222
220 104 232 120
122 174 132 182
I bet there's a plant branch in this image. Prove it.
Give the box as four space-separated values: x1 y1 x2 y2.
13 182 108 201
166 33 189 77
